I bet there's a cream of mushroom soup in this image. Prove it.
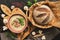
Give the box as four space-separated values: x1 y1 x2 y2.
8 14 26 33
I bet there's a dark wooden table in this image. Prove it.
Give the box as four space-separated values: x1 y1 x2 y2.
0 0 60 40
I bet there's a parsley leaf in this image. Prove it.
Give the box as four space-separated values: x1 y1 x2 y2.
27 1 32 7
17 18 24 26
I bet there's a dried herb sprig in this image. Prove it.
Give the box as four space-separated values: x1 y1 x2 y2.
5 31 17 40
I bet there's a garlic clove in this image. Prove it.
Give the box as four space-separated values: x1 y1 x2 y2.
11 5 15 9
3 18 8 24
41 35 46 40
1 14 5 18
32 31 36 35
3 26 8 31
24 6 28 11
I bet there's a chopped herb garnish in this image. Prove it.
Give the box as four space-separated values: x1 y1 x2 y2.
17 18 24 26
